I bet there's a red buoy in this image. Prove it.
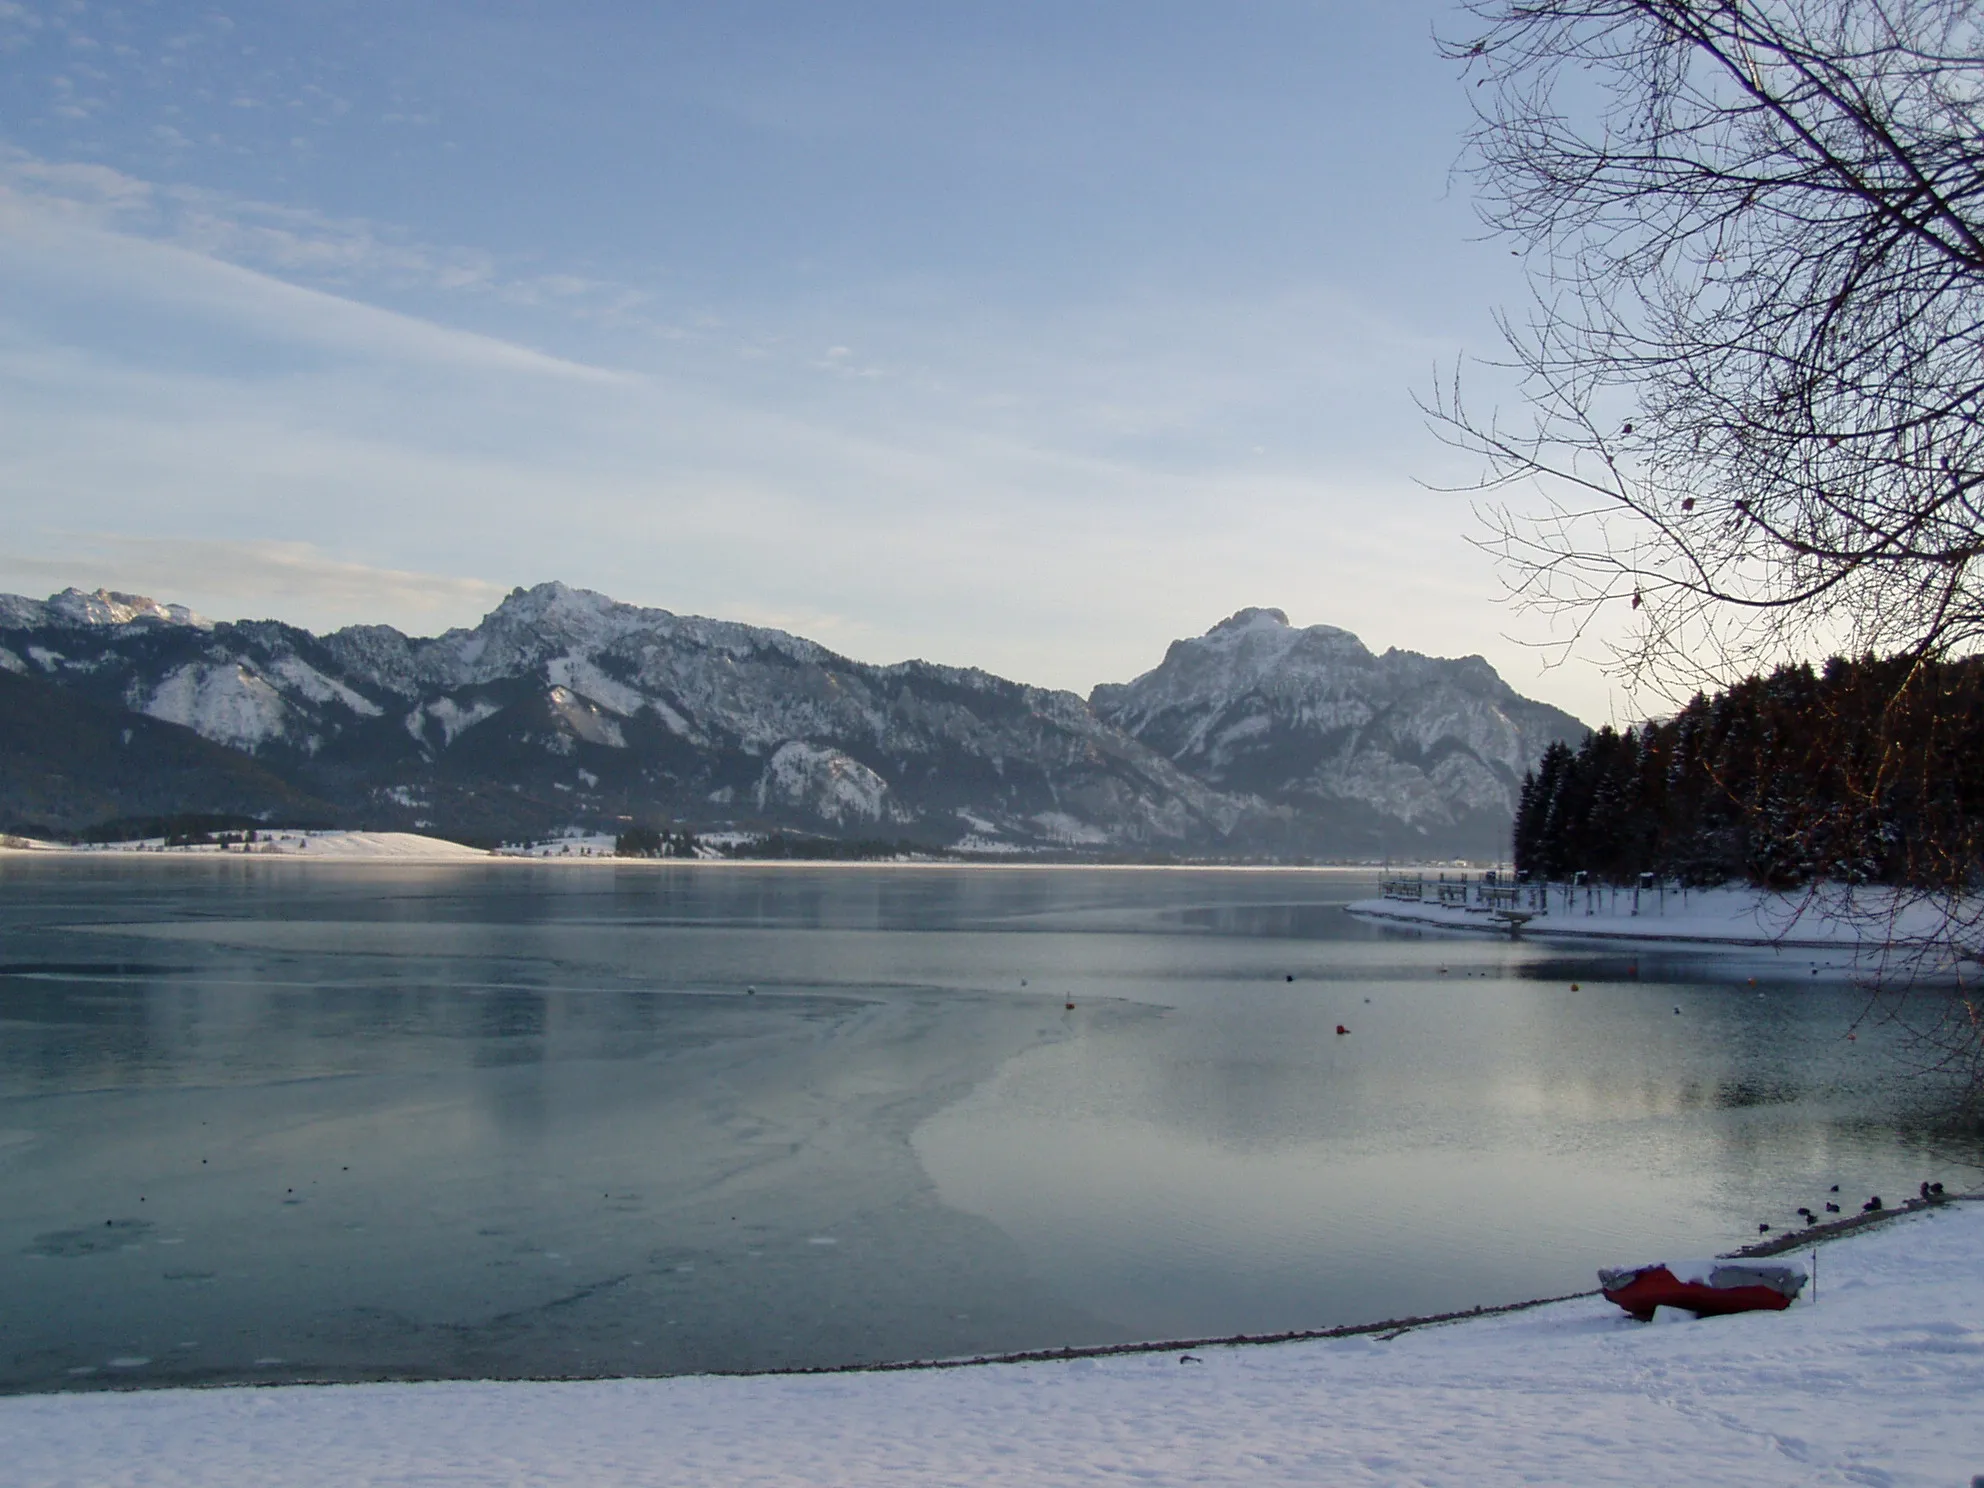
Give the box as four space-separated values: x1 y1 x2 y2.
1336 1024 1349 1036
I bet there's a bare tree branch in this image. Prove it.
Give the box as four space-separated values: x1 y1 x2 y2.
1445 1 1984 1093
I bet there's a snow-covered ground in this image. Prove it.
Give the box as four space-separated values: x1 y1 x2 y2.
14 831 493 861
262 831 490 860
1349 882 1971 953
5 1201 1980 1487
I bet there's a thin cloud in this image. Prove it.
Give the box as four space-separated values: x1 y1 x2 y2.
0 146 652 335
0 183 623 383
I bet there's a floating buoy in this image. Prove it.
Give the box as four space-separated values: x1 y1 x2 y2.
1285 974 1294 983
1336 1024 1349 1036
1065 1000 1075 1011
1674 1006 1681 1015
746 985 756 995
1570 983 1580 992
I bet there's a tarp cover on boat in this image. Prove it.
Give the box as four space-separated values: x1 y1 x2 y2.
1598 1257 1809 1320
1598 1259 1807 1298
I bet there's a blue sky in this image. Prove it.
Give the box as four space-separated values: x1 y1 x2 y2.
0 0 1617 720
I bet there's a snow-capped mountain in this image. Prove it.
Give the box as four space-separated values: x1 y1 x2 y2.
1091 607 1587 856
0 588 210 632
0 585 1249 849
0 586 1584 855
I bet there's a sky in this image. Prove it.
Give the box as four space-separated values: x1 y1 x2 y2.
0 0 1625 722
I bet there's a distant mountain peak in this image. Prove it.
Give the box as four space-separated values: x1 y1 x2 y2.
48 588 211 630
1212 606 1290 632
1194 608 1366 658
486 581 633 631
497 579 606 612
1091 609 1586 851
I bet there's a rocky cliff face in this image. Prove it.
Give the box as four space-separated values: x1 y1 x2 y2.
0 587 1584 855
1091 607 1587 856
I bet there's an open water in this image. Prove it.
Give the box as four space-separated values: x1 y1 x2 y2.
1 857 1978 1392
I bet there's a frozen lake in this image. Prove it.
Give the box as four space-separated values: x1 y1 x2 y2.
1 858 1977 1392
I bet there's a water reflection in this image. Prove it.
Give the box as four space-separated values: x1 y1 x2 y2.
0 858 1977 1395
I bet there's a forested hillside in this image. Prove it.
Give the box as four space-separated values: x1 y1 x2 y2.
1514 657 1984 888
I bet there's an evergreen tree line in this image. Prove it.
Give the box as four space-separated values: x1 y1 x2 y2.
1514 656 1984 889
613 826 941 861
614 826 701 858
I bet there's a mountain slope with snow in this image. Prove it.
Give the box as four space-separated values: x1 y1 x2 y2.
0 587 1582 855
1092 608 1587 856
0 585 1255 851
0 666 333 835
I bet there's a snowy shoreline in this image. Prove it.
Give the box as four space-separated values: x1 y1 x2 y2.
1 833 1408 872
1346 881 1973 955
6 1200 1980 1486
0 830 493 862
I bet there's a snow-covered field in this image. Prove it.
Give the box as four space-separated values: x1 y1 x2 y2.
1349 882 1971 954
12 830 496 861
263 831 490 860
5 1201 1979 1487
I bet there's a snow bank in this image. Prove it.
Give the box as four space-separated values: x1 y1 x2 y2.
6 1203 1979 1486
278 831 490 860
70 831 491 861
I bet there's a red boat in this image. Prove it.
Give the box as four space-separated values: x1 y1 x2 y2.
1598 1259 1807 1321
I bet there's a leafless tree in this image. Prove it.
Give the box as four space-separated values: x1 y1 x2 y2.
1440 2 1984 1098
1436 0 1984 695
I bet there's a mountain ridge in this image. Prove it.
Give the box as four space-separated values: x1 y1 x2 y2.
0 584 1583 855
1092 605 1586 853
